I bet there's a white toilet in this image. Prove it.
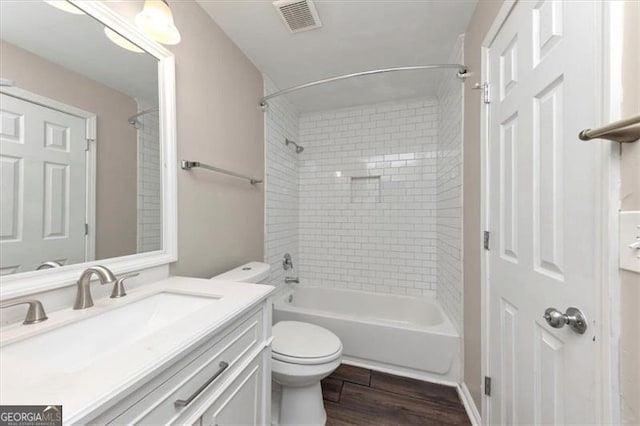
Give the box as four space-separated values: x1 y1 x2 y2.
210 262 343 426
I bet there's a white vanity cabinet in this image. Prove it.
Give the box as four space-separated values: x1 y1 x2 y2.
88 299 272 426
198 355 264 426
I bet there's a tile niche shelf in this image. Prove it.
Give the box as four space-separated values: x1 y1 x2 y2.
350 175 381 203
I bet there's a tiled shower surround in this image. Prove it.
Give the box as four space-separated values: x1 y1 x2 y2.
298 99 440 297
436 38 464 331
264 82 463 330
264 78 300 285
136 105 162 253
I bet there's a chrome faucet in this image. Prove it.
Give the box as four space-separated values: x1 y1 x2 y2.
284 276 299 284
73 266 117 310
0 299 48 324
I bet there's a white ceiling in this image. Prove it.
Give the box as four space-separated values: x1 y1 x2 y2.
1 1 158 104
197 0 477 112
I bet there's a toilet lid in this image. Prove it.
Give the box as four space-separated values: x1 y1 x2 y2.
272 321 342 360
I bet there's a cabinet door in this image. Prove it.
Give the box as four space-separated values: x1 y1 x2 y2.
201 357 263 426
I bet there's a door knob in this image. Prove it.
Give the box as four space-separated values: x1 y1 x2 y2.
543 307 588 334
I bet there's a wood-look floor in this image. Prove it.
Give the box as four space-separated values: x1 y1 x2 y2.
321 365 471 426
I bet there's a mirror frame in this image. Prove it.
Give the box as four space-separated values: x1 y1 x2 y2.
0 1 177 299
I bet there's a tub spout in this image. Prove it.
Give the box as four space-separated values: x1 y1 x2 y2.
285 277 299 284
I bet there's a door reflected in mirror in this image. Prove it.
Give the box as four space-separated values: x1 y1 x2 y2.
1 0 162 276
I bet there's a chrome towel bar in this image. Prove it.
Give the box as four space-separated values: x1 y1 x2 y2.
181 160 263 185
579 114 640 143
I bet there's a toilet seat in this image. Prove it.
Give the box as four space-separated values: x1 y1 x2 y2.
272 348 342 365
272 321 342 365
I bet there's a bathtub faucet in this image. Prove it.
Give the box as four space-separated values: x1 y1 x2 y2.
285 276 299 284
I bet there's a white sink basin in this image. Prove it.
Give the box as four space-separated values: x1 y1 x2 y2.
1 292 220 374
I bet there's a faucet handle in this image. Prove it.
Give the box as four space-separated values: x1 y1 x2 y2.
283 253 294 270
0 299 48 325
110 273 139 299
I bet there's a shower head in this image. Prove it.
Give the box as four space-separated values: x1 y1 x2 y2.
285 138 304 154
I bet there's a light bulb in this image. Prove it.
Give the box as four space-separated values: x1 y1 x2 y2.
135 0 181 45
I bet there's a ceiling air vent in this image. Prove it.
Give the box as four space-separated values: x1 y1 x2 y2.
273 0 322 33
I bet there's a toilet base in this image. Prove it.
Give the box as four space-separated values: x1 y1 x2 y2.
278 382 327 426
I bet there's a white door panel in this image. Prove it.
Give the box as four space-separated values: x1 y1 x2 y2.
0 93 88 274
487 1 601 424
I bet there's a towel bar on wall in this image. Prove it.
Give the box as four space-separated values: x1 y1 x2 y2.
579 114 640 143
181 160 263 185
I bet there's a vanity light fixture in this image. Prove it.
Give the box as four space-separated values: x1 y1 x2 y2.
44 1 85 15
135 0 181 45
104 27 144 53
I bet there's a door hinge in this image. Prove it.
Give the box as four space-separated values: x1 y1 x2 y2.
85 223 89 235
473 82 491 104
484 231 491 250
485 376 492 396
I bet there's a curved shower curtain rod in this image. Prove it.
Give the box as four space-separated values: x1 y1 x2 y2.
128 107 159 126
259 64 468 110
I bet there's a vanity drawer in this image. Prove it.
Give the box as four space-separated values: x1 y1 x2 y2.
199 352 264 426
108 308 263 425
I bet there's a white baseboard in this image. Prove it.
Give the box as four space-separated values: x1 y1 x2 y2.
457 382 481 426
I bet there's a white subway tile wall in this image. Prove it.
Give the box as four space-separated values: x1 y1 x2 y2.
436 37 464 332
298 99 440 297
264 78 300 285
136 106 162 253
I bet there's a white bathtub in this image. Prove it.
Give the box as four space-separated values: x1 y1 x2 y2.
273 286 460 383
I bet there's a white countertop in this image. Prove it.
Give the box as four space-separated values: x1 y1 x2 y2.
0 276 274 424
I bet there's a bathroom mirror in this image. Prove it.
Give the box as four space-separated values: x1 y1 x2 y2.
0 1 177 297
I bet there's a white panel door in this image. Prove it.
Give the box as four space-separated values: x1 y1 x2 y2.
486 1 602 424
0 93 88 274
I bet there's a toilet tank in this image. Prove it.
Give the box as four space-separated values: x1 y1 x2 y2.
210 262 271 283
